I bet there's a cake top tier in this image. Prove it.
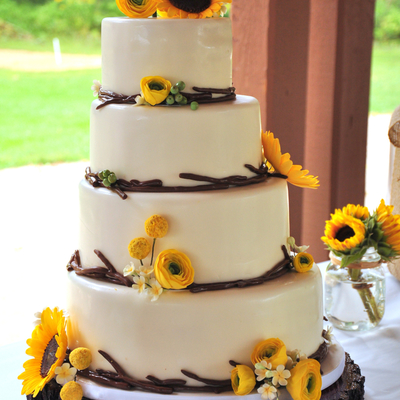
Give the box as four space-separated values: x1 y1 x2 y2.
101 17 233 96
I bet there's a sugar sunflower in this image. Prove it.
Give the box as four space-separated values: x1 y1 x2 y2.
262 131 319 189
19 307 68 397
157 0 231 19
321 212 366 252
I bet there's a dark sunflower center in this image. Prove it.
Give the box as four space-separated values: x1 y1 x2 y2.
168 262 181 275
40 336 59 378
169 0 212 13
335 225 355 242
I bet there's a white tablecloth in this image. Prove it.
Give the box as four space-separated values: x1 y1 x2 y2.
2 263 400 400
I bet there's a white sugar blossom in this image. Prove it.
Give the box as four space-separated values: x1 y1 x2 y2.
135 95 146 105
132 275 148 294
286 349 307 369
123 262 136 277
271 364 291 387
324 326 334 345
138 265 154 276
257 383 277 400
91 79 101 97
33 311 42 326
55 363 77 385
255 360 273 381
287 236 309 254
147 278 163 302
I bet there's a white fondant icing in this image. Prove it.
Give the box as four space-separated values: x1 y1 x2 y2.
90 95 262 186
101 18 232 96
67 266 323 388
78 178 289 283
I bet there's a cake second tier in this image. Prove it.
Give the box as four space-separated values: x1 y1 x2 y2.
90 95 262 186
79 177 289 283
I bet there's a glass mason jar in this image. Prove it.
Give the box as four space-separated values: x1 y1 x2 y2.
325 248 386 331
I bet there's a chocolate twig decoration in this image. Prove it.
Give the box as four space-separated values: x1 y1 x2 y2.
181 370 231 386
84 164 287 200
67 249 131 287
96 86 236 110
188 246 292 293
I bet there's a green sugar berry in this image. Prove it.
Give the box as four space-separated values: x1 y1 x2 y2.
103 169 110 178
190 101 199 111
176 81 186 91
108 173 117 184
178 96 188 105
166 95 175 105
170 86 179 95
175 93 183 103
98 171 105 180
102 178 111 187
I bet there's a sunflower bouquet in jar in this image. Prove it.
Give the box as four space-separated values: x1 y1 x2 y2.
321 201 400 330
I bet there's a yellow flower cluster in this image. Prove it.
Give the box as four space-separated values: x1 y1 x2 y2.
128 237 152 260
115 0 231 19
262 131 319 189
286 359 322 400
231 365 256 396
69 347 92 370
251 338 287 369
154 249 194 289
140 76 172 106
293 252 314 273
321 211 366 252
116 0 158 19
19 308 68 397
230 337 322 400
145 214 169 238
376 200 400 254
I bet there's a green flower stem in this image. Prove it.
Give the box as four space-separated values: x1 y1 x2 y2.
348 268 381 325
150 238 156 266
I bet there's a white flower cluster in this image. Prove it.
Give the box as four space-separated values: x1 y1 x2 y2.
255 361 291 400
55 363 77 385
123 262 163 301
91 80 101 97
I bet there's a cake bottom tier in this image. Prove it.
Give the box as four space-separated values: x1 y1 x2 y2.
67 267 323 385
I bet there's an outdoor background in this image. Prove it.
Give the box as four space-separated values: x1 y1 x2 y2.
0 0 399 346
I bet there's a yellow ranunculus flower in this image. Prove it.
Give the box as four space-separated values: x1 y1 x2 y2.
116 0 158 19
145 215 169 238
286 359 322 400
231 365 256 396
154 249 194 289
293 252 314 273
251 338 287 369
140 76 172 106
128 237 151 259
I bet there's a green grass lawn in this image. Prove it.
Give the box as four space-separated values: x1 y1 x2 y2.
0 40 398 169
0 68 100 168
370 42 400 114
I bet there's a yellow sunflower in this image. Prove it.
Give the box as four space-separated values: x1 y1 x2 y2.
321 212 366 252
157 0 231 19
376 200 400 254
19 307 68 397
341 203 369 220
262 131 319 189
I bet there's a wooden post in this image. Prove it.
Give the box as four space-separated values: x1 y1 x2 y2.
232 0 375 261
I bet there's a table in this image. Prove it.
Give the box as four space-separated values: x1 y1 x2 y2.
2 263 400 400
